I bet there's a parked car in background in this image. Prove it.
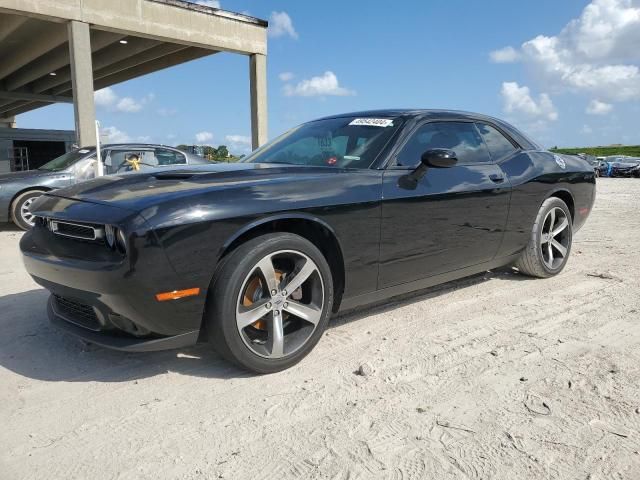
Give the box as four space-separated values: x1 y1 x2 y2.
0 144 208 229
595 161 610 177
609 159 640 178
20 109 596 373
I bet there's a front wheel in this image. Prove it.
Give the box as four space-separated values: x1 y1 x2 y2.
206 233 334 373
515 197 573 278
11 190 45 230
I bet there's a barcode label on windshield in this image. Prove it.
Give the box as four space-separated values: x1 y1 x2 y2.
349 118 394 127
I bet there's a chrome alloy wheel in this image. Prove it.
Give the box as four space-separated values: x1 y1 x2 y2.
20 197 37 227
235 250 324 359
540 207 570 270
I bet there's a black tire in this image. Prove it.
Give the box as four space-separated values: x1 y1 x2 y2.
11 190 45 231
205 233 334 374
515 197 573 278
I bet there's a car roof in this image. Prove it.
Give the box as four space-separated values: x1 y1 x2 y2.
313 109 542 151
314 109 506 123
76 144 182 150
103 144 180 149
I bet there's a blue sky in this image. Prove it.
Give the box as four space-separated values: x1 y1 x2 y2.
17 0 640 152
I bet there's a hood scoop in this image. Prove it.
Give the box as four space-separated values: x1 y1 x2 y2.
152 171 207 180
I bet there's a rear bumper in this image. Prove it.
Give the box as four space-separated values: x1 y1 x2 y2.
48 296 199 352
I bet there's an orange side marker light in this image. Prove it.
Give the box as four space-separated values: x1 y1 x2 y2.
156 288 201 302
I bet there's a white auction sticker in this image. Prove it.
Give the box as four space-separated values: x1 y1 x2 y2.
349 118 394 127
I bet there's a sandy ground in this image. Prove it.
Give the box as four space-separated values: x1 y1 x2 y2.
1 178 639 480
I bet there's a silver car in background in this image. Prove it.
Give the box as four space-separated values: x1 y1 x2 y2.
0 144 208 229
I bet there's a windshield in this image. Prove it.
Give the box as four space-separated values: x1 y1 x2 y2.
240 116 403 169
38 148 95 171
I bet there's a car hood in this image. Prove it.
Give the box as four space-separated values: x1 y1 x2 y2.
0 169 57 183
45 163 359 212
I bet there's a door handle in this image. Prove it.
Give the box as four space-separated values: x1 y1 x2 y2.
489 173 505 183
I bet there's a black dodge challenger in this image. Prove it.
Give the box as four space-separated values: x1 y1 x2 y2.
21 110 595 373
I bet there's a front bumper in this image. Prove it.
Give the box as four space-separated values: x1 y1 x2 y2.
20 202 209 351
48 295 199 352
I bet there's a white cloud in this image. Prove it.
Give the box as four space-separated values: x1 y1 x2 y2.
194 1 221 8
489 46 521 63
283 71 355 97
492 0 640 102
225 134 251 145
268 11 298 39
101 126 131 143
195 131 214 143
136 135 152 142
581 124 593 134
94 87 154 113
94 87 118 108
586 99 613 114
116 97 143 113
225 134 252 153
501 82 558 121
278 72 295 82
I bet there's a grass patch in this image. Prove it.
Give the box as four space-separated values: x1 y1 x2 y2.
550 145 640 157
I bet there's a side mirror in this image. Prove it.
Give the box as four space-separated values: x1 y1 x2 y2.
421 149 458 168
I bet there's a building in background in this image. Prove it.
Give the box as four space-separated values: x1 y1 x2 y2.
0 128 75 173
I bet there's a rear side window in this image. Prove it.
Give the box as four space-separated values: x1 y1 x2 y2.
155 148 187 165
476 123 517 161
395 121 490 167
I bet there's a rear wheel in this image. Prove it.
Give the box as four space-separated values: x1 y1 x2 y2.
206 233 333 373
516 197 573 278
11 190 45 230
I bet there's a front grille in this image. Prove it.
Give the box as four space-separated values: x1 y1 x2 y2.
44 218 104 241
53 295 101 331
56 222 96 239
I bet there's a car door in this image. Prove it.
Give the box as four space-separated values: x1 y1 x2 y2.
378 120 511 289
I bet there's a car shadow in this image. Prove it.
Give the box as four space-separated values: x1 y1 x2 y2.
0 223 23 233
0 268 532 383
333 266 530 327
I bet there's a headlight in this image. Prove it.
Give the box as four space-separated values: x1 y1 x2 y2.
104 225 127 254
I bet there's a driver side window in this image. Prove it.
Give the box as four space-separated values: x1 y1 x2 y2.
395 122 491 167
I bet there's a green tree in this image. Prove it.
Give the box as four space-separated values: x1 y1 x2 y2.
217 145 229 159
203 145 217 160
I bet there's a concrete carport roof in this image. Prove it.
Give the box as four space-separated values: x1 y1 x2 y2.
0 0 268 148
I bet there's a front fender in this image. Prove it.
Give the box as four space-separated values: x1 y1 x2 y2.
218 212 342 259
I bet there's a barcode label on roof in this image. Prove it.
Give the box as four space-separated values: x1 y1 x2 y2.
349 118 394 127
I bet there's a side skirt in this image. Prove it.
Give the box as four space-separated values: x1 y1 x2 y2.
338 254 520 312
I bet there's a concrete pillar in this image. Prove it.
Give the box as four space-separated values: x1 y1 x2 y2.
0 116 16 128
68 21 97 147
249 53 268 149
